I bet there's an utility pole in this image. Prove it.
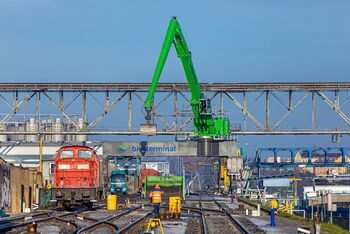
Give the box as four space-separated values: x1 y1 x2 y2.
39 134 43 173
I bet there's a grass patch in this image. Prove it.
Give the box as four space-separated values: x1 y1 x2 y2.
238 197 350 234
321 223 349 234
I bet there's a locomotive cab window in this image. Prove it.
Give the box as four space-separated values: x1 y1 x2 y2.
60 150 74 159
78 150 92 159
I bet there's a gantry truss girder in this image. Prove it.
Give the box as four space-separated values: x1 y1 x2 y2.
0 82 349 136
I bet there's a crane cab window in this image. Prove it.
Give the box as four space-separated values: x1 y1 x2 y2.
199 99 211 114
60 150 74 159
78 150 92 159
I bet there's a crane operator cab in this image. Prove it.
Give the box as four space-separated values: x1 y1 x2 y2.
199 99 212 115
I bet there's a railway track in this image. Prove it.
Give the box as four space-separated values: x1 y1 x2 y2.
110 207 153 231
77 205 154 234
0 196 267 233
0 195 153 234
59 210 100 228
7 216 79 234
2 204 147 234
182 195 253 234
0 211 53 232
77 221 119 234
227 197 268 234
1 205 105 233
199 195 250 234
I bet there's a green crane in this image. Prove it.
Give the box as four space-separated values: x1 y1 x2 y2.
142 17 230 140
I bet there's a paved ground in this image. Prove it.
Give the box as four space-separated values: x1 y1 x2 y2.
226 203 239 210
161 219 188 234
247 216 312 234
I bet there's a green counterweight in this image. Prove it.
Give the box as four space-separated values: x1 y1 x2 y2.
144 17 230 139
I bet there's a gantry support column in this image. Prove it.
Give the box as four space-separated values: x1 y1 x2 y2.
82 91 87 130
128 92 132 131
312 91 316 131
59 90 64 111
266 91 270 130
173 91 178 130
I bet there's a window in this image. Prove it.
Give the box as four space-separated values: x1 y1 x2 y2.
49 163 55 176
60 150 74 159
111 174 126 181
78 150 92 159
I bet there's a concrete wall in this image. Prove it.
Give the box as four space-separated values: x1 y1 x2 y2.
0 158 43 214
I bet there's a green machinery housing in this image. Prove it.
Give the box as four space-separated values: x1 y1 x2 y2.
142 17 230 141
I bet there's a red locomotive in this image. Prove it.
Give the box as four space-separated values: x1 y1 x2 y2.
51 145 100 208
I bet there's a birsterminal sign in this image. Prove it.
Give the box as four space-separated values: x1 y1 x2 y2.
103 141 238 157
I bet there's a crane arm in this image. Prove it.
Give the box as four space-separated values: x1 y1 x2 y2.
145 17 202 120
143 17 229 140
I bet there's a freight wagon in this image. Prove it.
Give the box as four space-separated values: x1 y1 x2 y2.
50 146 101 208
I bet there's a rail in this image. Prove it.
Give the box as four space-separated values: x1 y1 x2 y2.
77 221 119 234
208 195 252 234
77 205 143 234
0 82 350 91
0 211 52 225
3 216 80 234
198 195 208 234
189 195 253 234
116 211 153 234
0 211 55 233
0 204 106 233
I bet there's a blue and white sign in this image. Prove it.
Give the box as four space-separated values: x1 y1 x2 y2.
103 141 238 157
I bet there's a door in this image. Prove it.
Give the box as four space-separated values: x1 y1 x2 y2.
21 185 24 212
29 186 32 210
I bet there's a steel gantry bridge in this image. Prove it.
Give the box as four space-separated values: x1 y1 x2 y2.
0 82 350 137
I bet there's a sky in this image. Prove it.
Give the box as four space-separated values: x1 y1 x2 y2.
0 0 349 83
0 0 350 157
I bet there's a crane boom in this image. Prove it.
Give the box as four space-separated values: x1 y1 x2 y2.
143 17 230 139
145 17 202 113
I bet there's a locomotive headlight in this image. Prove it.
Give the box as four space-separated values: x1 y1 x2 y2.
83 179 87 187
58 164 70 170
77 164 89 170
60 180 64 186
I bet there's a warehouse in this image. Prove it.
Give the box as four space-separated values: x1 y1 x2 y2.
0 158 43 214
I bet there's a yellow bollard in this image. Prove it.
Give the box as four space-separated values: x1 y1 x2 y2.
107 194 117 210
